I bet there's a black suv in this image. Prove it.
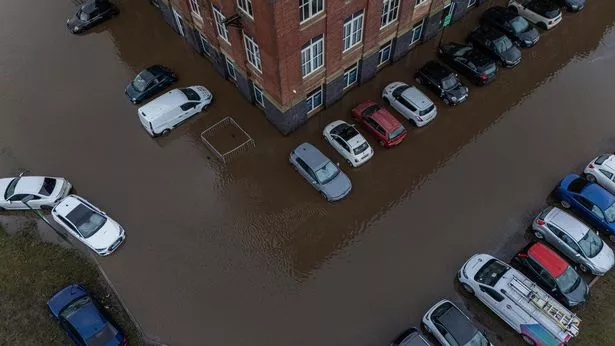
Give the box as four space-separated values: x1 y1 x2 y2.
467 25 521 67
66 0 119 34
438 43 497 85
415 61 469 106
480 6 540 48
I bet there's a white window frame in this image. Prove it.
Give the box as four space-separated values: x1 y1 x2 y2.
380 0 400 29
189 0 201 17
410 18 425 45
199 33 211 56
300 0 325 23
301 35 324 78
343 63 359 89
252 83 265 108
237 0 253 17
225 56 237 81
306 86 323 113
378 41 392 66
213 6 230 44
343 10 364 52
415 0 428 6
243 33 262 72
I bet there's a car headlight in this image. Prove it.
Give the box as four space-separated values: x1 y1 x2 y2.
74 26 79 31
131 97 137 102
450 96 457 102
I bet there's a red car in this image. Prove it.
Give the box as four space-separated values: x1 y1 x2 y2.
351 100 407 148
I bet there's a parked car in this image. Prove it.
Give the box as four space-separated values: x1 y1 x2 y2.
66 0 119 34
422 300 492 346
137 86 212 137
583 154 615 195
508 0 562 30
351 100 408 147
381 83 438 127
48 284 127 346
323 120 373 167
390 327 432 346
415 61 469 106
467 25 522 67
438 43 497 85
553 0 584 12
553 174 615 242
459 254 580 345
0 174 72 210
511 242 589 308
289 143 352 202
480 6 540 47
125 65 177 104
52 195 126 256
532 205 615 275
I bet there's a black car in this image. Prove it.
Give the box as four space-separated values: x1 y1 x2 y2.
438 43 497 86
480 6 539 48
467 26 521 68
553 0 584 11
511 242 589 308
390 327 431 346
125 65 177 104
66 0 119 34
415 61 469 106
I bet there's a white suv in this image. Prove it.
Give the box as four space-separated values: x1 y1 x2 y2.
382 82 437 127
584 154 615 195
508 0 562 30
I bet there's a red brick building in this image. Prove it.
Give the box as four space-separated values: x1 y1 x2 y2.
150 0 479 134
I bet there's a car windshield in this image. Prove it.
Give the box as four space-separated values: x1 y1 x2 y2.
388 126 405 140
66 204 107 238
60 296 91 319
555 266 581 294
78 10 90 21
604 203 615 223
453 46 472 57
180 88 201 101
314 162 339 184
86 323 118 346
474 259 509 286
466 331 490 346
493 37 513 53
578 229 604 258
441 75 459 90
38 178 57 196
510 17 530 33
4 177 19 199
353 142 369 155
132 71 154 92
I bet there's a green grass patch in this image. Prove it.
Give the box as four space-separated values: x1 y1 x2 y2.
574 273 615 345
0 225 141 345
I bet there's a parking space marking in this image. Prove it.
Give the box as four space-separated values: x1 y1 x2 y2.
589 276 601 288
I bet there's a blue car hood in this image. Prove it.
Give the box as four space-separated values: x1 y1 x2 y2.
47 284 88 318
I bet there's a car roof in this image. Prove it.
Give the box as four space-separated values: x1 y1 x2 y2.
66 300 110 339
401 87 433 110
53 195 85 216
580 183 615 209
138 89 189 120
421 61 453 80
13 176 46 195
545 208 590 241
527 242 568 277
394 328 431 346
294 142 329 169
82 0 110 12
432 302 475 344
370 106 402 132
485 6 516 20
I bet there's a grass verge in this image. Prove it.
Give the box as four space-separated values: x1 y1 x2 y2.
574 273 615 345
0 224 141 345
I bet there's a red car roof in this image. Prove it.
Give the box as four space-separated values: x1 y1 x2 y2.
528 243 568 277
353 100 402 132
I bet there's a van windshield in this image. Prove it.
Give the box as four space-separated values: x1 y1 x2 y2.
180 88 201 101
474 259 509 286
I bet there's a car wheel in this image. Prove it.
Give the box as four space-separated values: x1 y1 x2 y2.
384 97 391 105
0 207 5 211
461 283 475 295
560 200 571 209
346 159 353 166
421 322 431 334
41 205 52 211
320 192 329 201
533 231 544 240
521 334 536 345
508 6 518 13
578 263 588 273
539 22 548 30
161 129 171 136
609 234 615 244
585 173 597 183
443 98 450 105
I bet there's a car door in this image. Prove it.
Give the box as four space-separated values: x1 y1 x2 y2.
179 101 201 119
5 194 37 209
294 157 312 183
559 231 585 263
426 75 442 96
526 258 555 292
364 116 384 140
546 224 578 260
477 285 517 327
333 136 351 160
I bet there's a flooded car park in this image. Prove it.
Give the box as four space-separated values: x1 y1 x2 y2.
1 0 615 344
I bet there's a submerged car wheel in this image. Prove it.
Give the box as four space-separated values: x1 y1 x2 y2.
533 231 544 240
609 234 615 243
461 283 474 295
521 334 536 345
585 173 597 183
560 200 571 209
320 191 329 201
415 76 424 85
578 263 588 273
346 159 352 166
161 129 171 136
508 6 518 13
539 22 548 30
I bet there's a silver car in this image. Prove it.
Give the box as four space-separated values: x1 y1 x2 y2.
382 82 438 127
289 142 352 202
532 206 615 275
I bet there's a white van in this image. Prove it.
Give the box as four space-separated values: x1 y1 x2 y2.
459 254 580 346
137 85 213 136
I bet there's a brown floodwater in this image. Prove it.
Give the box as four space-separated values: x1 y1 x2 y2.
0 0 614 344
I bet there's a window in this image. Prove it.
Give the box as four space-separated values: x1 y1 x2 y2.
301 35 324 77
410 18 424 45
574 196 593 210
378 41 392 66
180 102 199 111
343 63 359 88
381 0 400 28
415 0 428 5
225 56 237 81
300 0 324 22
591 205 606 221
252 84 265 108
306 86 323 113
213 6 230 43
199 33 211 56
600 169 614 179
243 34 262 71
480 286 504 302
343 11 364 52
237 0 253 17
189 0 201 17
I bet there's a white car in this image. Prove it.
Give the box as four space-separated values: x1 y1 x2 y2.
382 82 437 127
422 299 493 346
508 0 562 30
584 154 615 195
323 120 373 167
0 175 72 210
52 195 126 256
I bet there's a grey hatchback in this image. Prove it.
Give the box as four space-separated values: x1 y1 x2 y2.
289 143 352 202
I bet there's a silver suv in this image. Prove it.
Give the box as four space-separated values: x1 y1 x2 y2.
532 206 615 275
382 82 438 127
289 143 352 202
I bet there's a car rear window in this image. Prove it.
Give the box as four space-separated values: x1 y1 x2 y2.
388 126 405 140
419 104 435 116
353 142 369 155
595 154 610 165
38 178 57 196
474 259 509 286
362 104 381 117
568 178 589 193
480 64 497 76
87 323 119 346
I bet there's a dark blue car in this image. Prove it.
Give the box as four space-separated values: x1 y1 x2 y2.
554 174 615 241
47 284 126 346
